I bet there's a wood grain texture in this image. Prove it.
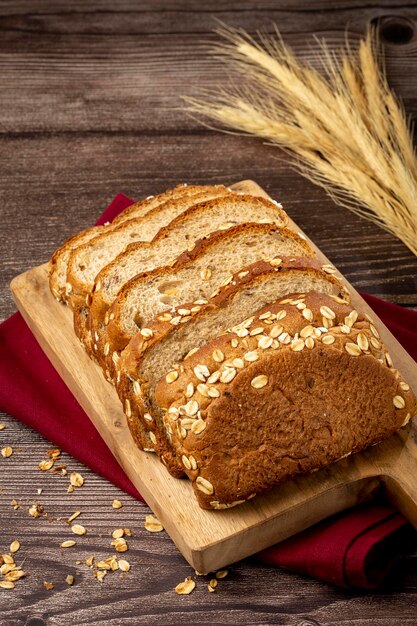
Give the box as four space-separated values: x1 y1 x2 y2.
1 1 417 623
10 179 417 577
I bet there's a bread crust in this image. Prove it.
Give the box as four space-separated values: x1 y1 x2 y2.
110 183 199 225
154 293 416 509
116 258 348 477
49 226 104 303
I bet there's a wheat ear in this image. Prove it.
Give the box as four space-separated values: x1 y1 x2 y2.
183 25 417 256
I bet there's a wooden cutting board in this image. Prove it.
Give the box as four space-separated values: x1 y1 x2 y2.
10 179 417 575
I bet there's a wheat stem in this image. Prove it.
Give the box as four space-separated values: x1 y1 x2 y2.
183 25 417 257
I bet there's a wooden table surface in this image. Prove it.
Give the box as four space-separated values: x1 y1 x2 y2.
1 1 417 624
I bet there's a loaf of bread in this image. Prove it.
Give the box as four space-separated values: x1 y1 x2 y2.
47 182 416 510
154 292 416 508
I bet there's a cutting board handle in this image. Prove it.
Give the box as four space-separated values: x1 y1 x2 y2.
373 425 417 528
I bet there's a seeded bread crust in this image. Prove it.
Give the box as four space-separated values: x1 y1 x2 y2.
48 183 208 303
65 186 232 310
96 223 313 371
153 293 416 509
116 258 348 477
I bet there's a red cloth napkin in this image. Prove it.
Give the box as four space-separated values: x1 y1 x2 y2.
1 193 416 589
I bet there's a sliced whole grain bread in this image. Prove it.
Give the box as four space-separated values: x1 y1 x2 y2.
49 183 217 303
65 186 231 308
117 258 349 475
90 197 286 321
77 194 288 355
154 293 416 508
99 223 314 374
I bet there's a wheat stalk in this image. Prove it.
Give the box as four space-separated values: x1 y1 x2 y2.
183 25 417 256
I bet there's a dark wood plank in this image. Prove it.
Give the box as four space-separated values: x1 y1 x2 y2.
1 1 417 623
1 412 417 625
1 31 417 134
1 133 416 321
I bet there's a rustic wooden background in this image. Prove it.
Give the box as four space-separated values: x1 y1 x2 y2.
1 1 417 624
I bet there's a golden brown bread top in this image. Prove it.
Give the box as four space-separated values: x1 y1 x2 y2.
154 292 416 509
115 259 350 478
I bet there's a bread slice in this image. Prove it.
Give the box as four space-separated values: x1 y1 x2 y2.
48 183 216 303
99 223 314 374
117 258 349 476
78 194 288 356
154 293 416 509
64 185 231 308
